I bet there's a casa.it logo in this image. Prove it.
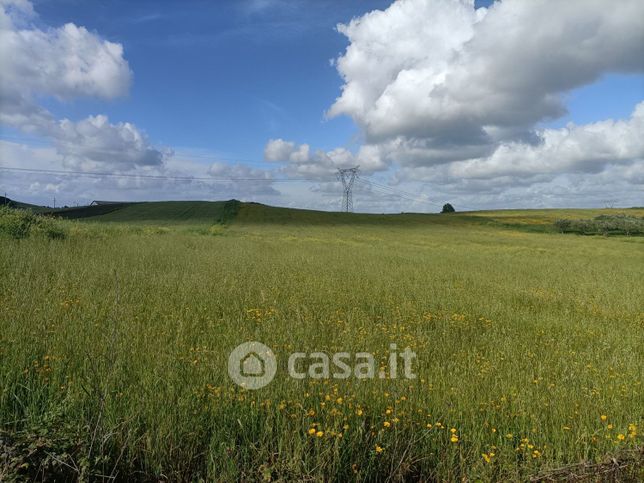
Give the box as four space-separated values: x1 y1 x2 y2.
228 341 417 390
228 341 277 390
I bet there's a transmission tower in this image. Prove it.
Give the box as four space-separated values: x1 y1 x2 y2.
337 166 359 212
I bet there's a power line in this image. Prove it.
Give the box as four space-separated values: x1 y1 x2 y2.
0 166 324 183
364 185 436 209
367 179 438 202
366 179 445 206
1 164 476 212
358 179 475 211
358 179 442 207
0 135 278 166
358 178 477 212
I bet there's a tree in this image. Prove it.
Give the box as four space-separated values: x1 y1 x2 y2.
441 203 455 213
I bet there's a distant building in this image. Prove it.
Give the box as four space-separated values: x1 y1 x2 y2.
90 200 126 206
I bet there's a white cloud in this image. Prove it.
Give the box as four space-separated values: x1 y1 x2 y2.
264 138 308 163
53 115 167 170
0 0 33 29
447 102 644 179
264 138 387 177
0 0 162 172
0 0 131 100
207 161 278 196
329 0 644 149
328 0 480 134
265 0 644 210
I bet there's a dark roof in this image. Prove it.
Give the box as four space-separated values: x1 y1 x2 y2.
90 200 127 205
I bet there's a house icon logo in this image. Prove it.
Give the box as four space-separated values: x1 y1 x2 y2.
241 351 265 377
228 342 277 389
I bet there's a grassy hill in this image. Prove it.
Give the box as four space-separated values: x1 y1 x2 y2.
1 196 51 213
47 200 233 225
49 200 486 227
41 199 644 234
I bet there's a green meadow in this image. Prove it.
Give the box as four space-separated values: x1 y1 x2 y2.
1 202 642 481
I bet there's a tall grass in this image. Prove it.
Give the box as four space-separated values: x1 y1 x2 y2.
0 216 642 480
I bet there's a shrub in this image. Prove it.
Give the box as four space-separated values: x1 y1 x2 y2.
0 207 68 240
0 206 36 239
35 219 68 240
208 225 225 236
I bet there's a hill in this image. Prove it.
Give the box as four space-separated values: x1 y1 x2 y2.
4 196 641 233
1 196 50 213
46 200 233 225
42 199 644 232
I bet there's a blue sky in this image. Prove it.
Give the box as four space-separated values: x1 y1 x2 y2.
28 0 642 158
30 0 395 160
1 0 643 210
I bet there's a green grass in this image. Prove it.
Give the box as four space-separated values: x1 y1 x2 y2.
1 204 642 481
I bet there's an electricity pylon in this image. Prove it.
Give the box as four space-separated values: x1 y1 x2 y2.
337 166 359 212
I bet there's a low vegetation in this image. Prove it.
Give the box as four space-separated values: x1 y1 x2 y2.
555 214 644 236
0 206 68 240
0 203 642 481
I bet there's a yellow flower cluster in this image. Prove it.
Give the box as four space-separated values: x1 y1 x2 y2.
245 306 277 322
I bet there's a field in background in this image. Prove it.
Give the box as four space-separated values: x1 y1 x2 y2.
45 199 644 229
1 202 642 481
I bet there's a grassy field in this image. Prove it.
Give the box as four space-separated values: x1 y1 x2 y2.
1 203 642 481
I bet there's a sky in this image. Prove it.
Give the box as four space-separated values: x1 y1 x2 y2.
0 0 643 212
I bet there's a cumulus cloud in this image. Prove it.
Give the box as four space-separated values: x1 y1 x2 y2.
208 161 278 196
0 0 131 102
264 138 387 177
330 0 644 151
0 0 164 172
53 115 168 170
382 102 644 210
1 23 131 100
447 102 644 179
267 0 644 209
264 138 309 164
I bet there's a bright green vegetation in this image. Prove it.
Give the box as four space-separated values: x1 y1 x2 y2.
1 203 642 481
0 206 67 240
